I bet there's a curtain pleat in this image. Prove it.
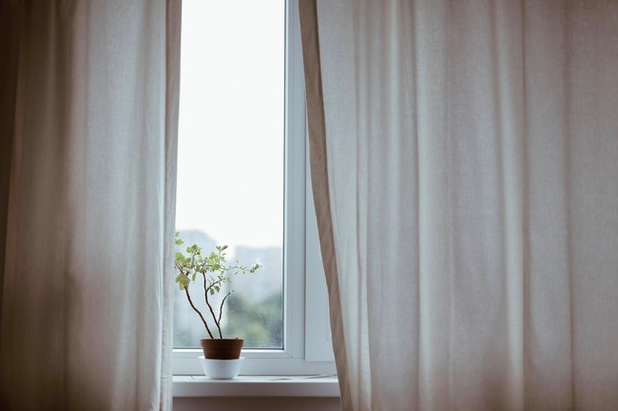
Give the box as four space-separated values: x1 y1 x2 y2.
300 1 618 410
0 1 181 410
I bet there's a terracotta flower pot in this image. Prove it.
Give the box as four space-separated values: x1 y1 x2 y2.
200 338 244 360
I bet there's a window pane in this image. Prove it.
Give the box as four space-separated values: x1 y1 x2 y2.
174 0 284 349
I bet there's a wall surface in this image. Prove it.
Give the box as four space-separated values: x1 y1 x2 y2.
174 396 341 411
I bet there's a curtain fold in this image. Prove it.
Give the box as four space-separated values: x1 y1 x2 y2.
0 1 181 410
300 1 618 410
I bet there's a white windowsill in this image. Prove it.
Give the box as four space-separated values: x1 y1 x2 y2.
173 375 340 398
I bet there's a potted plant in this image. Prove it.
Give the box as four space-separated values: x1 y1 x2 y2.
174 231 261 378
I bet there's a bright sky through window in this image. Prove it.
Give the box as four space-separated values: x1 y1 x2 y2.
176 0 284 248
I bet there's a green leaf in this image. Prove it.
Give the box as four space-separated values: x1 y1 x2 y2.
175 274 190 290
249 262 262 273
175 231 184 245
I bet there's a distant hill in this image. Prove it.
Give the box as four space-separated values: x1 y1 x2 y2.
176 229 216 251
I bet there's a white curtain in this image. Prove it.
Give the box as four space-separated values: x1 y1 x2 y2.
0 1 181 410
300 1 618 410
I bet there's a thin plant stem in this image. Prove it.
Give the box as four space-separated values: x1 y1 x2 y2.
218 291 234 326
184 285 214 339
203 273 223 338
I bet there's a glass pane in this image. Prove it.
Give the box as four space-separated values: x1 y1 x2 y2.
174 0 284 349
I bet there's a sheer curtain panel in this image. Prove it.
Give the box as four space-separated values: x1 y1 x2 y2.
0 1 181 410
300 1 618 410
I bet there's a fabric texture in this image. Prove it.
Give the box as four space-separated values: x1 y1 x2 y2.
299 1 618 410
0 1 181 410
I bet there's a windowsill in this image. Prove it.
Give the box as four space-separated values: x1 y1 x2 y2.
173 375 340 398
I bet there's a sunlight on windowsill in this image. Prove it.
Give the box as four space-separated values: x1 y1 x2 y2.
172 374 339 398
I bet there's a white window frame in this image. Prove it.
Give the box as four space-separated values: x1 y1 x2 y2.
172 0 335 376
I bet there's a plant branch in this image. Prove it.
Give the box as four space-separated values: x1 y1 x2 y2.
184 285 214 339
218 290 234 326
202 273 223 338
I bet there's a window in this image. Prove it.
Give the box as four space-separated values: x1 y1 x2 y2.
174 0 284 351
173 0 335 375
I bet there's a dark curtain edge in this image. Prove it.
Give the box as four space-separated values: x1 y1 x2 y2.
161 0 182 410
297 1 352 409
0 3 21 404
